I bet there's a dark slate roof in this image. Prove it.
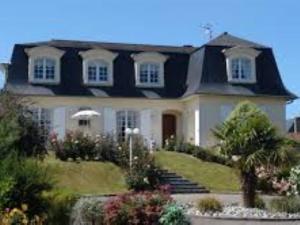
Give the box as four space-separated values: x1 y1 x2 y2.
206 32 268 48
5 32 297 100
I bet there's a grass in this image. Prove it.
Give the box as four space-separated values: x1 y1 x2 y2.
155 151 240 192
44 155 127 195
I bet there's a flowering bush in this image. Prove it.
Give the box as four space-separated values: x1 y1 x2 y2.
103 189 172 225
49 131 118 162
0 206 46 225
288 165 300 196
125 153 160 191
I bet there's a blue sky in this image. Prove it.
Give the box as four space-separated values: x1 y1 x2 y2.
0 0 299 118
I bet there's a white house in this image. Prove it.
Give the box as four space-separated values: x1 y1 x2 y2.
2 32 296 147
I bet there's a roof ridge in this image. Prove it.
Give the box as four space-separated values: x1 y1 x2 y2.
205 32 269 48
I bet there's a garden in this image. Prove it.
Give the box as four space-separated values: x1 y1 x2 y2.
1 91 300 224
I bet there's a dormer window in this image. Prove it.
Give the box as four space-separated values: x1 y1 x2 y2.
231 57 252 80
79 49 118 86
132 52 168 87
139 62 160 84
223 46 261 83
25 46 65 84
87 59 109 83
34 57 56 80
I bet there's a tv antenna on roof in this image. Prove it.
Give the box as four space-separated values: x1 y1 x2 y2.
202 23 214 40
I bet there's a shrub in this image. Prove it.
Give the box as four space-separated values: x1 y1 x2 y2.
0 92 46 158
289 164 300 196
197 197 223 213
0 206 46 225
125 153 160 191
254 196 266 209
270 196 300 213
103 190 172 225
159 203 190 225
0 153 54 218
45 190 78 225
49 131 119 162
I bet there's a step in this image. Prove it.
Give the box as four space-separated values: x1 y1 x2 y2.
160 180 199 185
171 189 209 194
158 169 210 194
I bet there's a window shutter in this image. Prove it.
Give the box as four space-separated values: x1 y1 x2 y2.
140 109 152 146
53 107 66 140
104 108 116 135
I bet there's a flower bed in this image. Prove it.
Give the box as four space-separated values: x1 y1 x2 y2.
70 189 191 225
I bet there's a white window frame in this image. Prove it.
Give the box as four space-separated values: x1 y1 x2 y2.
223 47 261 84
79 49 118 86
25 46 65 84
132 52 168 88
116 110 140 142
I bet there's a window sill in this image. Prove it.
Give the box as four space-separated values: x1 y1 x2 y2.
228 79 256 84
30 80 60 85
83 82 113 87
135 83 164 88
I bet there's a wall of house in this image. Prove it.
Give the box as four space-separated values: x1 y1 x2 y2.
27 95 287 148
27 96 184 147
197 95 286 146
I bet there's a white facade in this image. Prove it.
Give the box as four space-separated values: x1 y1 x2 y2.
28 94 286 148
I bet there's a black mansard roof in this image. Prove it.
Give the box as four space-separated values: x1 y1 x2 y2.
5 32 296 100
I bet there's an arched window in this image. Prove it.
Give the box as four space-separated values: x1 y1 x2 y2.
87 59 109 82
33 57 56 80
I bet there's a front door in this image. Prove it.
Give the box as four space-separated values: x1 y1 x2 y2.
162 114 176 145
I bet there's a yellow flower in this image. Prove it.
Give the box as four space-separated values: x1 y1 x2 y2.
21 204 28 212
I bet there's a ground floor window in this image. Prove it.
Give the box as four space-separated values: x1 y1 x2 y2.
116 110 139 142
31 108 53 142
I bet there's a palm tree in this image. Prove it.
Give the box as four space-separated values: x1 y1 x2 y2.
213 101 291 208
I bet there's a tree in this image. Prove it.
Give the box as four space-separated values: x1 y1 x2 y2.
0 91 46 158
213 101 290 208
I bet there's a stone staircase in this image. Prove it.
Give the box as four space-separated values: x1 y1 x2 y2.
158 169 210 194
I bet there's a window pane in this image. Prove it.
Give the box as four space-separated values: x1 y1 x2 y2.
98 65 108 81
34 59 44 79
116 110 139 142
88 65 97 81
149 64 159 83
139 64 149 83
88 60 109 82
45 59 55 80
231 59 240 79
240 58 251 79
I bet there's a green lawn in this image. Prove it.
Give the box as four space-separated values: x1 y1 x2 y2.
44 156 127 195
155 151 240 192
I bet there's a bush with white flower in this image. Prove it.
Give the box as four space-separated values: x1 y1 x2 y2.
288 165 300 196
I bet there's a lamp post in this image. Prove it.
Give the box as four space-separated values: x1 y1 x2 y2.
125 128 140 170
